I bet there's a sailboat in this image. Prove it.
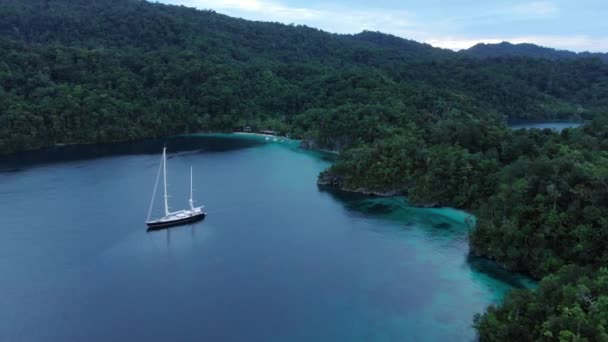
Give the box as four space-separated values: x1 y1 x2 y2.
146 147 206 229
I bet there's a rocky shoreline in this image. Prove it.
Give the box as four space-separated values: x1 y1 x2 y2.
468 246 532 278
317 171 443 207
317 158 540 282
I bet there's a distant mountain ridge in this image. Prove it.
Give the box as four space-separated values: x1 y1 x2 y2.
462 41 608 61
0 0 455 64
1 0 604 63
0 0 607 155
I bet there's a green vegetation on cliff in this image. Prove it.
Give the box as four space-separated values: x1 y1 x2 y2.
475 266 608 341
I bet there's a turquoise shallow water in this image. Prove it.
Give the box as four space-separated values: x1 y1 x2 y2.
0 134 533 341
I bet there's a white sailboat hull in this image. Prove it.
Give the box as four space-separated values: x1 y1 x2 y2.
146 206 206 229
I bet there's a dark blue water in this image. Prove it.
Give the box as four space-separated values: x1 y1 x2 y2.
0 134 533 341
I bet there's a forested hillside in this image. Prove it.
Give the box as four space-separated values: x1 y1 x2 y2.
1 0 608 154
319 89 608 342
1 0 608 340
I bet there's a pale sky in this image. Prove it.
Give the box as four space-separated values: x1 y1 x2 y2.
159 0 608 52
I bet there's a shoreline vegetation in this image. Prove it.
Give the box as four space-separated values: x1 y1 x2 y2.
1 0 607 340
319 115 608 340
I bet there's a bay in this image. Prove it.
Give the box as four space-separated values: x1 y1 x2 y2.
0 134 533 341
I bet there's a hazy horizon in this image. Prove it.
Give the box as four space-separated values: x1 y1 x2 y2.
159 0 607 53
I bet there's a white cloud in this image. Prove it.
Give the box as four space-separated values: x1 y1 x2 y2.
426 37 504 51
193 0 322 20
428 35 608 52
163 0 415 35
161 0 606 53
512 1 558 17
169 0 265 12
511 35 608 52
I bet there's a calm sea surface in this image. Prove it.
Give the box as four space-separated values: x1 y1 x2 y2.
0 134 533 341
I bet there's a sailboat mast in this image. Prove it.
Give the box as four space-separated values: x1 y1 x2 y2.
163 147 169 216
189 166 194 210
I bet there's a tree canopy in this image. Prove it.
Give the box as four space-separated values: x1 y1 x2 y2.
1 0 608 154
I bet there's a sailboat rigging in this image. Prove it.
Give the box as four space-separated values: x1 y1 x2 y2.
146 147 206 229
